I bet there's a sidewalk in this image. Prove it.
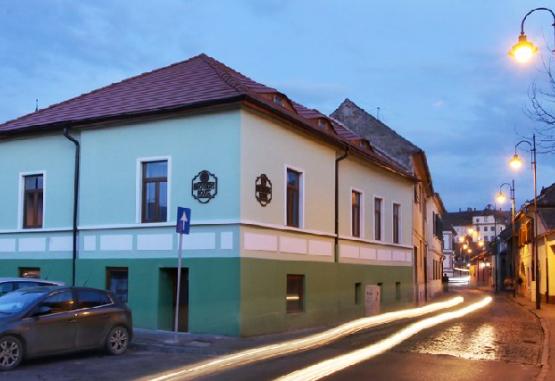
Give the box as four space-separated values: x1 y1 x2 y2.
508 293 555 381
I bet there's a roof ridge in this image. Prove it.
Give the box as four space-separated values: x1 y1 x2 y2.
198 54 250 94
0 54 206 130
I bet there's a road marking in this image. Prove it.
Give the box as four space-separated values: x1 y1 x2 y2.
148 296 464 381
275 296 493 381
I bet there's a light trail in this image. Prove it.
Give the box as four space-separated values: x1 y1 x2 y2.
275 296 492 381
148 296 464 381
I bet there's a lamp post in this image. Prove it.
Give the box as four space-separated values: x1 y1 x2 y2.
508 7 555 64
496 181 517 296
510 135 540 309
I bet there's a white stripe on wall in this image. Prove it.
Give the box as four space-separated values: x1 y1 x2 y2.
244 232 278 252
220 232 234 250
100 235 133 251
341 244 360 258
137 234 173 251
83 236 97 251
49 236 72 252
0 239 16 253
182 233 216 250
19 238 46 252
279 236 307 254
360 247 377 260
308 240 333 256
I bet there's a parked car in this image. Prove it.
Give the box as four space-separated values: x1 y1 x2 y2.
0 286 132 370
0 277 64 297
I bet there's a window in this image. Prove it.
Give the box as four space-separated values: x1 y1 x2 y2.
142 160 168 223
19 267 40 278
352 191 361 237
286 169 302 228
40 291 75 314
414 185 419 203
23 174 43 228
374 198 382 240
106 267 128 304
286 274 304 313
355 282 361 305
393 203 400 244
395 282 401 301
377 282 383 302
77 289 112 308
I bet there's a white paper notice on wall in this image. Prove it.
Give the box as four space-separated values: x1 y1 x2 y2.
365 285 381 316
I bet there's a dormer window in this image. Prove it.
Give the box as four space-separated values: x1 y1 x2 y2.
273 94 285 107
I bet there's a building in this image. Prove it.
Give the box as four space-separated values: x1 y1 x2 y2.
442 223 456 278
330 98 445 302
445 207 509 244
0 54 417 336
515 183 555 303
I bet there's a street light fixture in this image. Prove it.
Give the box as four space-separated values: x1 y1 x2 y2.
510 135 540 309
508 7 555 64
497 181 517 297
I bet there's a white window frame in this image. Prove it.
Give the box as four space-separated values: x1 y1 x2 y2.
18 171 46 230
373 195 384 241
392 201 402 244
350 187 364 239
284 165 305 229
136 156 172 224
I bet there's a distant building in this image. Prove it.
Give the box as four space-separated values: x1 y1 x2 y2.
331 98 445 301
444 208 510 244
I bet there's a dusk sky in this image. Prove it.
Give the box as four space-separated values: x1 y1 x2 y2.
1 0 554 211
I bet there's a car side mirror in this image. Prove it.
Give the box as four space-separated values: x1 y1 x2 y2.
33 305 52 317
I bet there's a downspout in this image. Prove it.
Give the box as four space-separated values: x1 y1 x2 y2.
334 147 349 263
63 128 80 287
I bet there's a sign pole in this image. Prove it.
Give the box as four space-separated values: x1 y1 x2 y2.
174 232 183 339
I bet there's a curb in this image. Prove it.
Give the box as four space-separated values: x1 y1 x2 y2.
506 295 550 380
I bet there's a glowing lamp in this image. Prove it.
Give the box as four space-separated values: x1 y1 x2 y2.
463 243 468 250
509 153 523 170
509 34 538 64
496 192 507 204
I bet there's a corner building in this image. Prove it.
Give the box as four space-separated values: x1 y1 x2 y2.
0 54 416 336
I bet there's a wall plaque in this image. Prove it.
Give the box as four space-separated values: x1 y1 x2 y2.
255 174 272 207
192 170 218 204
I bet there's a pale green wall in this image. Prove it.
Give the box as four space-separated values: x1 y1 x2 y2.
80 110 241 226
0 133 75 230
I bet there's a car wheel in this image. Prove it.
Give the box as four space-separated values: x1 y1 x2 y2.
105 326 129 355
0 336 23 371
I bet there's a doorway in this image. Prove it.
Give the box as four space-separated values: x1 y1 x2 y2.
159 268 189 332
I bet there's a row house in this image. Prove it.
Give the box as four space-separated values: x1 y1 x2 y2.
0 54 416 336
331 99 445 302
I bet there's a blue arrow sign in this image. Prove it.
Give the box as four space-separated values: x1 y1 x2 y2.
176 207 191 235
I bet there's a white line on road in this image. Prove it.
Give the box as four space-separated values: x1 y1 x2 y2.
275 296 493 381
148 296 464 381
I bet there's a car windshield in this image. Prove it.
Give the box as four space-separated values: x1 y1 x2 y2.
0 289 47 315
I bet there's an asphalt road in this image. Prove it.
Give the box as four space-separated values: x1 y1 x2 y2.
0 289 543 381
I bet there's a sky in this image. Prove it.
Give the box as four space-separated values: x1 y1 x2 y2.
1 0 554 211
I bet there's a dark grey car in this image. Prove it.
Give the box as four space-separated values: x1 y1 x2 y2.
0 286 132 370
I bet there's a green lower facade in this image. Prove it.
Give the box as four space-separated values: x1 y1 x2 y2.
0 258 413 337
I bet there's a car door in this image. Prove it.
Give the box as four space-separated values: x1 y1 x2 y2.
74 289 114 349
24 290 78 356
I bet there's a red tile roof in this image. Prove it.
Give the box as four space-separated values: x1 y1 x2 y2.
0 53 413 178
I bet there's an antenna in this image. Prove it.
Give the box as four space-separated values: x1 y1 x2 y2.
376 107 381 121
35 98 39 112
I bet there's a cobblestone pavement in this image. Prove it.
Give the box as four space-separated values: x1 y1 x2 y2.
400 291 542 365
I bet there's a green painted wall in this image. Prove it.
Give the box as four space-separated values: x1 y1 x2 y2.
0 257 241 336
0 260 72 283
239 258 413 336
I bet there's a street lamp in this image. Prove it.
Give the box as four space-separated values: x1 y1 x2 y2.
497 181 517 297
510 135 540 309
509 7 555 64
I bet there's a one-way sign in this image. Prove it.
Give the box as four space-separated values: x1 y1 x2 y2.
176 207 191 234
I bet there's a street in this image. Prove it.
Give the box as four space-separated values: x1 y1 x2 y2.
1 289 543 381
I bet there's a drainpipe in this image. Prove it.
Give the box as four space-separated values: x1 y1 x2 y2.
334 147 349 263
63 128 80 287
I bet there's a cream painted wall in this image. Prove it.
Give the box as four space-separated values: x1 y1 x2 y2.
337 157 413 247
240 109 336 234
